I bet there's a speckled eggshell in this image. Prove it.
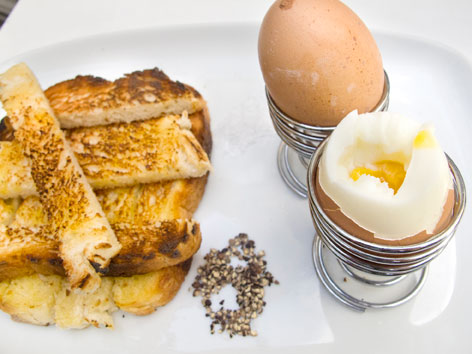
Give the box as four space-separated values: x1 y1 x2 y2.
258 0 385 126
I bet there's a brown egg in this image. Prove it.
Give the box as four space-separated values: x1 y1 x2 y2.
258 0 385 126
314 171 455 246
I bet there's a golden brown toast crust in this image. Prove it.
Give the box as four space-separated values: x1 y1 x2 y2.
65 113 211 189
113 258 192 316
0 259 191 327
108 221 200 276
0 63 121 292
0 109 212 199
0 219 201 280
0 67 212 327
189 107 213 158
45 68 205 128
96 177 208 224
0 106 210 281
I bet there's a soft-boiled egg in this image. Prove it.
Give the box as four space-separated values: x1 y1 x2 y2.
258 0 385 126
316 111 454 245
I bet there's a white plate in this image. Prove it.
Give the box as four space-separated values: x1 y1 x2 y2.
0 24 471 354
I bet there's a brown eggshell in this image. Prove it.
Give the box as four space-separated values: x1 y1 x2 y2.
258 0 384 126
314 170 455 246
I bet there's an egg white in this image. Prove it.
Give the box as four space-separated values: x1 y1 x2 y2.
319 111 452 240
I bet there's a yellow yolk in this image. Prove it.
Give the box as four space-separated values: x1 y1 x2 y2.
414 130 437 148
350 161 406 194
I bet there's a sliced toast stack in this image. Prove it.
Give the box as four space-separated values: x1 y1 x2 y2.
0 64 212 328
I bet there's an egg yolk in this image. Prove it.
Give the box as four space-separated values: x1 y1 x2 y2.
350 161 406 194
414 130 437 148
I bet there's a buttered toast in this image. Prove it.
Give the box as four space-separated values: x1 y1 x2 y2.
0 106 210 279
0 67 212 329
0 214 201 280
0 116 210 279
0 111 211 198
0 259 191 328
0 63 121 292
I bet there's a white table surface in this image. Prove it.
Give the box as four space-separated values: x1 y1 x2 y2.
0 0 471 64
0 1 471 353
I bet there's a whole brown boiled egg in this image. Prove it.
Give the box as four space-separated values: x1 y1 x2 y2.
258 0 385 126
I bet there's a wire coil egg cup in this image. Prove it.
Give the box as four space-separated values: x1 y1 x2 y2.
306 140 466 311
267 71 390 198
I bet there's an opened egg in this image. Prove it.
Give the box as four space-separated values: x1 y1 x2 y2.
316 111 454 245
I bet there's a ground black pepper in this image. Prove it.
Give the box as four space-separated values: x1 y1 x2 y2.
191 233 279 338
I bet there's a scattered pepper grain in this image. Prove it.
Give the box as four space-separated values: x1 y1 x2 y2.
191 233 278 338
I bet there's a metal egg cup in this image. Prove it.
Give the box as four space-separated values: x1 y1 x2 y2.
265 70 467 310
267 71 390 198
307 140 466 311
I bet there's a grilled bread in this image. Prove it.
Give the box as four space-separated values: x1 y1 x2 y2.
0 111 211 198
0 197 201 279
0 63 121 292
0 105 210 280
45 68 206 128
66 111 211 189
0 259 191 328
0 66 212 329
112 258 191 316
97 177 208 225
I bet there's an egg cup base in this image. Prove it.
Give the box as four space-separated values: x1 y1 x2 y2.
312 236 429 311
277 142 310 198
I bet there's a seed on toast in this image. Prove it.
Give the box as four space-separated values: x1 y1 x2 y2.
0 63 121 292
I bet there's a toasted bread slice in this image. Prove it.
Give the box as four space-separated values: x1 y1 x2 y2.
96 176 208 225
112 258 191 316
0 260 191 328
0 273 62 326
0 156 206 280
0 111 211 199
0 63 121 291
55 277 116 329
0 203 201 280
66 111 211 189
0 107 212 155
45 68 206 129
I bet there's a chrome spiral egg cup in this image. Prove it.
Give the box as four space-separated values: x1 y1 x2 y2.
307 140 467 311
267 71 390 198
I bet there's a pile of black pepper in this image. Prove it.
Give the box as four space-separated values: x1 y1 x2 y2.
191 233 278 338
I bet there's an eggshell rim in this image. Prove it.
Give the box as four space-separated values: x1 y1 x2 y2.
306 138 465 253
314 169 455 246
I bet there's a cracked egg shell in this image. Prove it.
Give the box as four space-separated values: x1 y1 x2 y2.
315 175 454 246
315 111 454 246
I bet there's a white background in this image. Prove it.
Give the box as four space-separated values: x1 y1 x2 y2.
0 0 471 63
0 1 471 354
